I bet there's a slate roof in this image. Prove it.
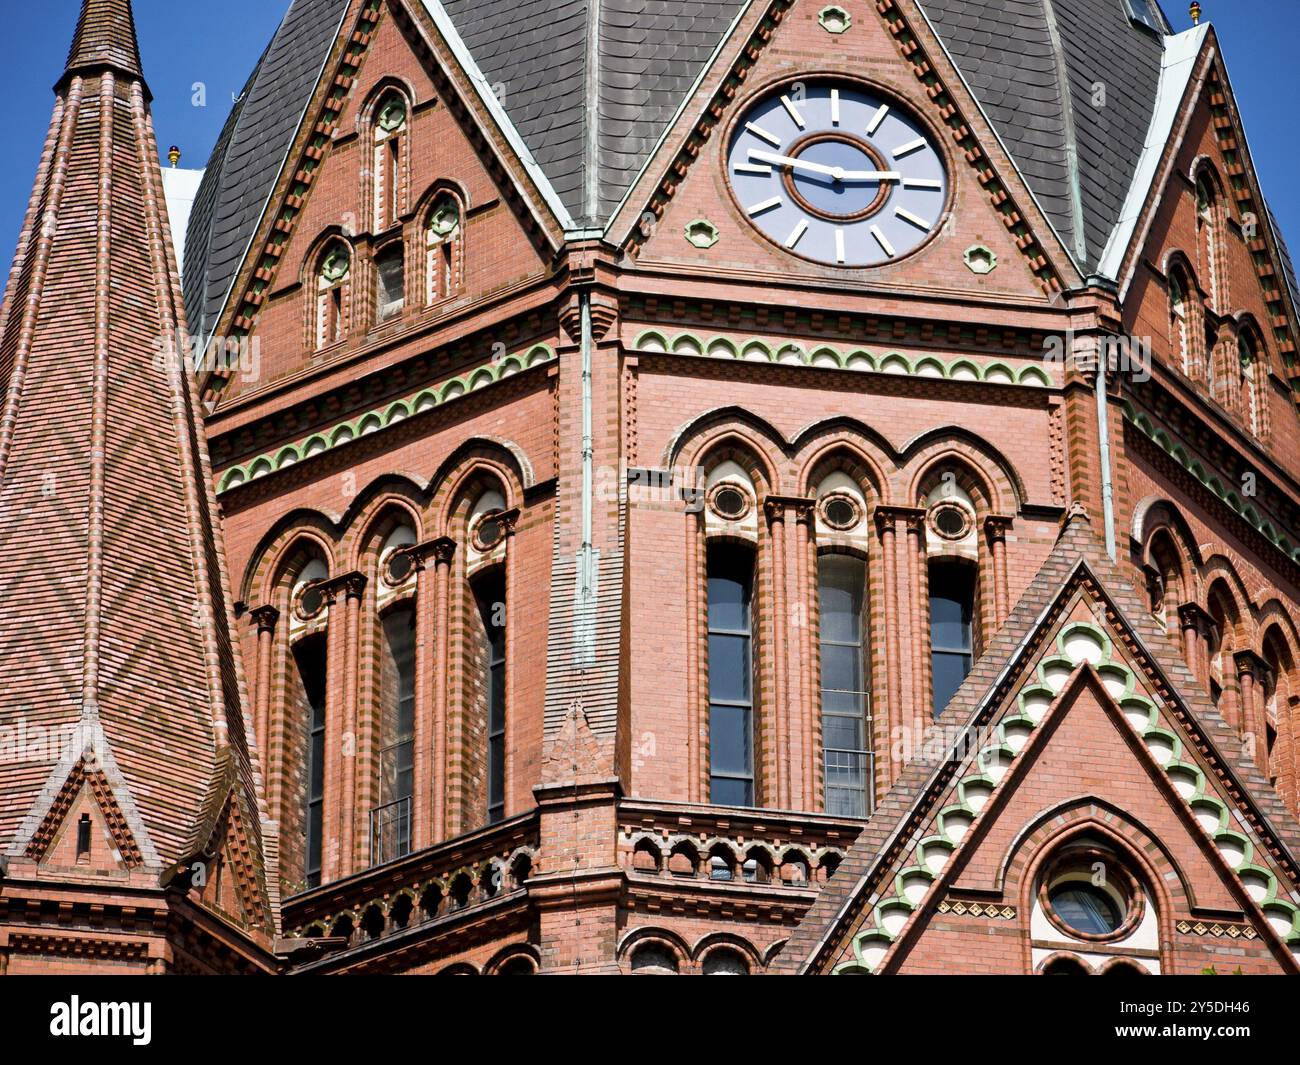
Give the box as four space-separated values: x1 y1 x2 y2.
182 0 349 341
919 0 1165 270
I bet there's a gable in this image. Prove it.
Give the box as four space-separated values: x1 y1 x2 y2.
202 0 564 403
22 758 145 874
618 0 1078 300
818 592 1300 974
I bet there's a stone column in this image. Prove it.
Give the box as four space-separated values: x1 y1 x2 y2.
1235 650 1271 774
249 605 280 757
874 508 903 781
1177 603 1212 691
985 515 1014 629
764 497 790 809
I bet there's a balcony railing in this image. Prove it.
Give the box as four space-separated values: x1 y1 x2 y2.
370 796 412 867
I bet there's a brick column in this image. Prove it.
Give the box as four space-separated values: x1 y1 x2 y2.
1280 695 1299 812
499 508 521 817
318 571 366 881
985 515 1014 629
406 537 455 850
875 508 903 780
1178 603 1212 692
249 605 280 756
901 507 929 744
764 498 789 809
1235 650 1270 774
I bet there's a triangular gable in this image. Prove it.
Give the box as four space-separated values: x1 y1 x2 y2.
16 749 152 872
1101 25 1299 366
780 511 1300 973
608 0 1081 296
202 0 571 391
189 785 273 933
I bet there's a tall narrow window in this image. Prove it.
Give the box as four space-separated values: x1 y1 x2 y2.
1196 172 1219 308
1169 271 1189 374
819 555 871 817
930 560 975 717
294 634 328 888
426 194 462 304
375 243 405 321
374 607 415 865
475 570 507 823
315 244 350 349
708 545 754 807
372 93 408 231
1239 336 1260 435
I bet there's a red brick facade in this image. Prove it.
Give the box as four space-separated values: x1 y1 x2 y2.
3 0 1300 976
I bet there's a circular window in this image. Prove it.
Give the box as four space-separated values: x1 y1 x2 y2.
1049 883 1123 936
295 581 326 621
820 493 862 531
930 502 973 541
1040 848 1142 944
385 549 414 585
473 511 506 552
708 483 752 522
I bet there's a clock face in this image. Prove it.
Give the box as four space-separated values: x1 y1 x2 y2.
726 81 948 266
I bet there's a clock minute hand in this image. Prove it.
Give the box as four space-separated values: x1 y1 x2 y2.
838 169 902 182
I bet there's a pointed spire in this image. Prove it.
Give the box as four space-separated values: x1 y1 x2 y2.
64 0 142 81
0 0 275 935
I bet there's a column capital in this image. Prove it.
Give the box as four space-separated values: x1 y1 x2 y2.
874 505 926 536
316 570 367 603
984 514 1014 542
1233 648 1270 681
249 604 281 633
1176 601 1213 632
764 494 816 524
406 536 458 569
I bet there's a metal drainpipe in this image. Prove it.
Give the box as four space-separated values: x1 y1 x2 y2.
1096 344 1117 561
578 291 595 665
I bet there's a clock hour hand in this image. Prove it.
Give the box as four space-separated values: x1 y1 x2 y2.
747 149 900 183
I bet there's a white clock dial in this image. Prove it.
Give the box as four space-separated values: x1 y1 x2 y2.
727 81 948 266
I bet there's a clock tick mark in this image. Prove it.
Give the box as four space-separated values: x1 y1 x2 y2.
896 207 932 232
902 177 943 190
747 196 783 217
866 104 890 136
785 220 808 249
735 162 773 176
745 122 782 147
834 228 846 264
830 88 840 126
780 95 806 129
871 225 896 258
893 137 927 159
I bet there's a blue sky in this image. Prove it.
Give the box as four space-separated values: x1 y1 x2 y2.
0 1 1296 280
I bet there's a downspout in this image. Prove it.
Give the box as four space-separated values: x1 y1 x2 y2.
577 291 596 666
1096 349 1117 560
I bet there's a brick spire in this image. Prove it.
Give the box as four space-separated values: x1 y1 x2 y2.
0 1 275 931
64 0 143 80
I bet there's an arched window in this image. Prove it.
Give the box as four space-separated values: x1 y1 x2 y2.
930 560 975 717
1169 269 1190 374
629 942 679 974
374 606 415 864
293 633 328 889
1196 169 1220 308
315 242 351 349
375 242 405 322
1042 956 1089 976
425 193 462 304
474 568 507 823
819 554 871 816
372 91 408 231
708 543 755 807
702 948 750 975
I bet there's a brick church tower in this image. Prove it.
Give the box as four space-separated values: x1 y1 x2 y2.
3 0 1300 975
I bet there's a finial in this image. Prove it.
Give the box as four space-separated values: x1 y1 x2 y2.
168 145 181 168
1190 2 1202 25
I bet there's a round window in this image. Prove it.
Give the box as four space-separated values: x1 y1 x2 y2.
709 483 752 521
385 549 414 585
473 512 506 552
930 502 972 540
1048 882 1124 937
820 493 862 531
296 582 326 621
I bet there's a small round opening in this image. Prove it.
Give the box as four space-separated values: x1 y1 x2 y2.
712 485 749 521
297 583 325 620
821 495 860 530
386 550 414 584
931 503 971 540
474 513 505 551
1048 882 1124 937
